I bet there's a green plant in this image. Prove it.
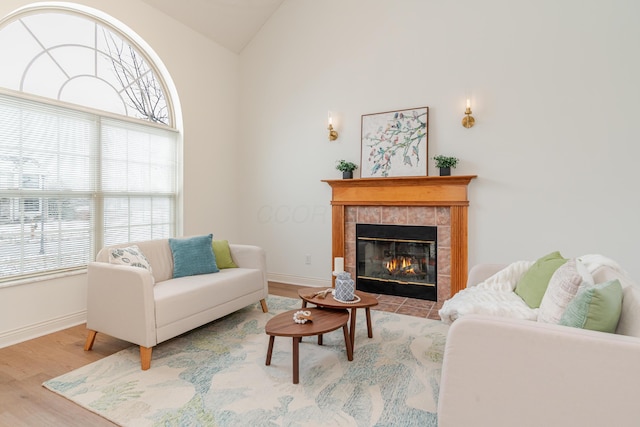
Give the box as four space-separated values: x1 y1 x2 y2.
335 160 358 172
433 155 459 169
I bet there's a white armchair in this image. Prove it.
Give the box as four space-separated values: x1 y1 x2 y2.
437 262 640 427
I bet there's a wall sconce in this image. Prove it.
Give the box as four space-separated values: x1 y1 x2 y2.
328 112 339 141
462 99 475 128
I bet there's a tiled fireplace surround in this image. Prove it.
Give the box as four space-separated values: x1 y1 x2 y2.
323 176 476 304
344 205 452 302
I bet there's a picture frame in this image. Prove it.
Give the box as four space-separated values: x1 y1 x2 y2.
360 106 429 178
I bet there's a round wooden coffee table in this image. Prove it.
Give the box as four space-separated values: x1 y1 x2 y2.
298 287 379 351
265 307 352 384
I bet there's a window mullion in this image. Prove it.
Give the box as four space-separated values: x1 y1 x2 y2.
93 117 104 258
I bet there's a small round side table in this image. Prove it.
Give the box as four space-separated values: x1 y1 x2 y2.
298 287 379 351
265 307 352 384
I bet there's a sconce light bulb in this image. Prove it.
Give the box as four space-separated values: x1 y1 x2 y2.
328 111 338 140
462 98 475 128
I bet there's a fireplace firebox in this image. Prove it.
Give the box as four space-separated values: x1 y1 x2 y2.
355 223 437 301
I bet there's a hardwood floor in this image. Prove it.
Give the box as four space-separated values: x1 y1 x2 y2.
0 283 441 425
0 323 129 426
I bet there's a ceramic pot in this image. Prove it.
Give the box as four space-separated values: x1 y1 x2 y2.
335 271 355 301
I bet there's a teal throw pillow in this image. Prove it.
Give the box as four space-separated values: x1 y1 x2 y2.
169 234 219 278
514 251 568 308
559 279 623 333
212 239 238 269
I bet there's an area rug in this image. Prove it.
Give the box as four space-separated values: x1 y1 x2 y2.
43 296 449 427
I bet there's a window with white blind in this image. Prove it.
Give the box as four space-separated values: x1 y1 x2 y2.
0 6 178 283
0 93 177 282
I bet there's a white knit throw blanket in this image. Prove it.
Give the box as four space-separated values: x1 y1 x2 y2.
438 260 535 324
438 254 626 325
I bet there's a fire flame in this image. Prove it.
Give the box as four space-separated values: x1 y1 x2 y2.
385 257 416 274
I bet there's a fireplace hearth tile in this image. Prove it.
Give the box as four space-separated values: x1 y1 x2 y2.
402 298 435 309
374 301 404 313
407 207 437 225
346 206 357 223
438 226 451 247
376 294 408 305
369 294 443 320
381 206 408 224
437 276 451 302
357 206 382 224
436 207 451 225
438 248 451 275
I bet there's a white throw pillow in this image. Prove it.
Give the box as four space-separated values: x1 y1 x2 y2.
108 245 153 274
538 259 593 324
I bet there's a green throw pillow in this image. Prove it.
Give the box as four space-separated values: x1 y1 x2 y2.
212 240 238 269
514 251 568 308
169 234 219 278
559 279 623 333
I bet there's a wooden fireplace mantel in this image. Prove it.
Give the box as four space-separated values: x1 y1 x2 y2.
322 175 477 298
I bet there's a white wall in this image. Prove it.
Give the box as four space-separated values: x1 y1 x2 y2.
0 0 240 346
239 0 640 286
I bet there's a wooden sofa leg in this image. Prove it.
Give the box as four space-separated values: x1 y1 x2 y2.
260 298 269 313
140 346 153 370
84 330 97 351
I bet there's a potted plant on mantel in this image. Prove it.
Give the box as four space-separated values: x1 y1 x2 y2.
433 155 459 176
336 160 358 179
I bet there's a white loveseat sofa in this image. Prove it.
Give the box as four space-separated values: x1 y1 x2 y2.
437 262 640 427
84 238 269 370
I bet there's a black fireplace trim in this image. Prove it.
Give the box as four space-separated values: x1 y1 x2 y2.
356 223 437 241
360 279 437 301
355 223 437 301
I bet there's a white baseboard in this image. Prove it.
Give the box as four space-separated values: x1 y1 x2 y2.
0 310 86 349
268 273 331 289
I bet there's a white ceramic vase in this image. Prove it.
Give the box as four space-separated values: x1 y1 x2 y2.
335 271 355 301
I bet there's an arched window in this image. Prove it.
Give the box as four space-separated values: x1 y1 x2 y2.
0 4 179 284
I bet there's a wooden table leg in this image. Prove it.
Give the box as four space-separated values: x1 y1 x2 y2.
342 324 353 361
266 335 274 365
300 301 308 342
318 334 323 345
292 337 300 384
365 307 373 338
300 301 307 342
349 308 357 349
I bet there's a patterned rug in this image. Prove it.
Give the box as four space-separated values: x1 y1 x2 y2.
43 295 449 426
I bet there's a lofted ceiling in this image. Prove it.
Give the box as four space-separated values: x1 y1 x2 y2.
141 0 284 53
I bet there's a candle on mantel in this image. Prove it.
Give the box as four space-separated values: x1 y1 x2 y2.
334 257 344 273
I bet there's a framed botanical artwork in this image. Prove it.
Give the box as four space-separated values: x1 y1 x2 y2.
360 107 429 177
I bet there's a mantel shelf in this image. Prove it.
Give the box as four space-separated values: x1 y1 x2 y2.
322 175 477 207
322 175 477 187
